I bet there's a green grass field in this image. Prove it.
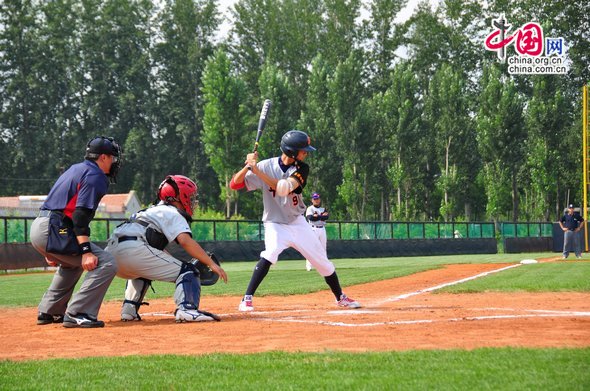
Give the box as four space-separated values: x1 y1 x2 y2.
1 252 589 389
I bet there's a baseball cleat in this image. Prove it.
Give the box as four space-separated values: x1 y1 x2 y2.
62 313 105 328
37 312 64 325
238 298 254 312
175 308 218 322
337 294 361 309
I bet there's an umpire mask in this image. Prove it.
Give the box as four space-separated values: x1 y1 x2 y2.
85 136 123 184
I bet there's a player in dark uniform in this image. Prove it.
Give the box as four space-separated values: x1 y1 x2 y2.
30 136 122 328
559 204 584 259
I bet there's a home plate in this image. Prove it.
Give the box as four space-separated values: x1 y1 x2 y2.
327 309 382 315
520 259 538 264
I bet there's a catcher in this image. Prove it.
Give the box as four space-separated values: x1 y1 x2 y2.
105 175 227 322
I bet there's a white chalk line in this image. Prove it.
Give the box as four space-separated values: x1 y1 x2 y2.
373 263 522 306
256 311 590 327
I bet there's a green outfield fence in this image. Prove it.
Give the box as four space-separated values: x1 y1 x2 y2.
0 216 553 244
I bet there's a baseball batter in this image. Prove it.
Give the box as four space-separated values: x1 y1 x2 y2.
230 130 361 311
105 175 227 322
305 192 328 271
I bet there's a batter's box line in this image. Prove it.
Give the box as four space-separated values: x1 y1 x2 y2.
372 264 522 306
255 312 590 328
473 307 590 316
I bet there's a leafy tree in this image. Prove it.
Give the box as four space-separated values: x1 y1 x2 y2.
0 0 54 194
476 64 526 221
202 49 248 217
297 55 340 214
329 51 375 219
257 62 298 158
375 61 423 220
364 0 405 93
425 64 477 220
524 76 572 220
153 0 220 207
321 0 362 68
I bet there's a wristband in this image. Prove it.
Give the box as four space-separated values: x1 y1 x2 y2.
79 242 92 254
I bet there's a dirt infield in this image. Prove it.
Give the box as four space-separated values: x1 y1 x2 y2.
1 262 589 361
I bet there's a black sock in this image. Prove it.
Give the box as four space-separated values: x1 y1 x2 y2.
324 272 343 300
244 258 272 296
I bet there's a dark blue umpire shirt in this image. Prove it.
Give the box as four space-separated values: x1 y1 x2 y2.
41 160 109 219
561 212 584 231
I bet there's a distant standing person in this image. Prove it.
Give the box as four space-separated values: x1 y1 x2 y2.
559 204 584 259
30 136 122 328
229 129 361 311
305 192 328 271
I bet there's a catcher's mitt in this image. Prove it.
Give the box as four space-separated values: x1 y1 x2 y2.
191 252 221 286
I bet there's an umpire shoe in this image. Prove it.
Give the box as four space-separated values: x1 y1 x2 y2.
37 312 64 325
337 294 361 309
63 313 105 328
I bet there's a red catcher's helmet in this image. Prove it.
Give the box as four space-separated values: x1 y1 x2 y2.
157 175 198 216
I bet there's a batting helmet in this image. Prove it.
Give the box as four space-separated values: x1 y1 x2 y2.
157 175 198 216
280 130 316 159
85 136 123 183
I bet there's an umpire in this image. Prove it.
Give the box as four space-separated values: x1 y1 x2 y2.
559 204 584 259
30 136 122 328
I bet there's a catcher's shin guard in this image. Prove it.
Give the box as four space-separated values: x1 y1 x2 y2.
121 278 152 321
174 262 201 310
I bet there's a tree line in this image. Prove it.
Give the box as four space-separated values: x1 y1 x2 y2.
1 0 588 222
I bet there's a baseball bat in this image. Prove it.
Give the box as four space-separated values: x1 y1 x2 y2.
253 99 272 153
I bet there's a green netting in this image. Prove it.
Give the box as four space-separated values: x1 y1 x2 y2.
454 224 467 238
325 225 339 240
541 223 553 236
393 223 408 239
439 223 454 238
359 223 374 239
375 223 392 239
424 223 439 239
6 219 25 243
482 224 495 238
516 223 530 237
502 223 516 238
237 221 262 241
212 221 237 241
468 224 482 238
89 220 108 242
0 217 550 243
339 223 359 240
409 223 424 239
192 221 214 241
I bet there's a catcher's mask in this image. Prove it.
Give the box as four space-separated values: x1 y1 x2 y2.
85 136 123 183
157 175 198 216
280 130 316 159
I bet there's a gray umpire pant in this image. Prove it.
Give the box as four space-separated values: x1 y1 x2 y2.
563 230 581 258
30 216 117 319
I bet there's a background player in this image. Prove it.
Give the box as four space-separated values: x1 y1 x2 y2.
304 192 328 271
30 136 122 328
229 129 361 311
559 204 584 259
106 175 227 322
